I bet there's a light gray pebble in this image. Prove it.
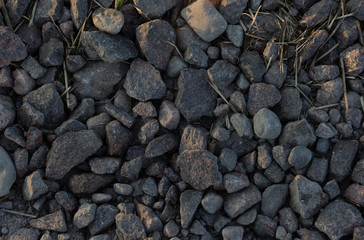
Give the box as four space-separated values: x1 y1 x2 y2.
201 192 223 214
91 193 112 203
253 108 281 139
226 25 244 47
230 113 253 139
114 183 133 196
288 145 312 169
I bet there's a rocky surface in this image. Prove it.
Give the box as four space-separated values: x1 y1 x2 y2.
1 0 364 239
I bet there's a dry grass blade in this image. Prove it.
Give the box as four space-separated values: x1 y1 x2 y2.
357 21 364 46
50 15 70 47
266 56 273 71
296 85 313 105
340 57 348 111
244 33 266 41
73 11 93 53
63 62 70 109
316 42 339 62
239 19 248 32
28 0 38 27
93 0 105 9
0 0 13 30
313 103 340 110
164 41 183 59
0 208 37 218
207 79 238 113
360 96 364 113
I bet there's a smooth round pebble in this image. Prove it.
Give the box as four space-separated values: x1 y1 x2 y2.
92 8 124 34
113 183 133 196
201 192 223 214
91 193 112 203
288 145 312 169
253 108 282 139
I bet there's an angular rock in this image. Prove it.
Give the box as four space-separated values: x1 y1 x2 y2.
0 146 16 197
300 29 328 63
306 157 328 184
247 83 281 115
239 51 265 83
207 60 240 90
253 108 281 140
12 69 35 95
180 190 203 228
177 150 219 191
20 56 47 79
223 172 250 193
89 157 121 174
81 31 138 63
5 0 32 25
138 119 159 145
73 203 97 229
55 191 77 212
54 119 87 136
39 38 64 67
300 0 338 27
30 210 67 232
105 103 134 129
159 100 180 130
0 95 15 130
230 113 253 139
176 24 210 52
34 0 63 24
184 45 209 68
88 204 119 235
16 24 43 56
145 134 178 158
133 0 175 19
7 228 40 240
316 78 344 105
330 140 358 182
115 213 147 240
315 199 364 240
219 0 248 24
278 87 302 120
261 184 289 218
264 61 287 89
136 204 163 233
105 120 132 156
5 126 26 147
224 185 261 218
68 173 114 194
45 130 103 180
344 183 364 207
136 19 176 70
347 0 364 21
0 26 27 67
254 215 277 238
226 24 244 47
181 0 227 42
352 159 364 185
179 125 208 153
0 66 13 87
70 0 88 29
289 175 328 219
310 65 340 81
340 43 364 75
279 208 298 233
66 55 86 73
175 69 217 122
279 119 316 146
23 170 48 201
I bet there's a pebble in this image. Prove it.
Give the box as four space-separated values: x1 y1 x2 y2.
34 0 63 24
39 38 64 67
91 193 112 203
66 55 86 73
279 208 298 233
23 170 49 201
88 204 119 235
219 0 248 24
315 122 336 138
30 210 67 232
254 214 277 238
0 146 17 197
239 51 266 83
159 100 180 130
7 228 40 240
264 61 287 89
300 29 328 63
163 220 179 237
55 191 77 212
347 0 364 21
340 43 364 75
222 226 244 240
13 148 28 178
73 203 97 229
224 185 261 218
180 125 208 153
247 83 281 115
180 190 203 228
261 184 288 218
330 140 358 182
279 119 316 146
4 126 26 147
272 144 291 171
299 0 338 27
278 87 302 120
20 56 47 79
223 172 250 193
208 60 240 90
145 134 178 158
12 69 35 95
253 108 281 140
201 192 223 214
68 173 114 194
226 25 244 47
306 157 328 184
137 203 163 232
0 26 27 67
181 0 227 42
133 0 175 19
218 148 237 172
114 183 133 196
0 67 13 87
288 145 312 169
105 120 132 156
308 107 329 123
219 41 240 64
184 45 209 68
93 8 124 34
236 208 257 225
344 183 364 207
310 65 340 81
115 213 147 239
166 56 188 78
316 78 344 104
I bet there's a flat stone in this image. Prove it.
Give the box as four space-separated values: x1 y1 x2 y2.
90 157 121 174
180 190 203 228
181 0 227 42
261 184 289 218
223 172 250 193
315 199 364 240
177 150 219 191
222 226 244 240
46 130 102 180
239 51 265 83
81 31 138 63
224 185 261 218
340 43 364 75
115 213 147 240
0 146 16 197
175 69 217 122
23 170 48 201
207 60 240 90
253 108 282 140
300 29 328 63
136 19 176 70
73 203 97 229
68 173 114 194
145 134 179 158
330 140 358 182
0 95 15 131
34 0 63 24
247 83 281 115
300 0 338 27
0 26 27 67
279 119 316 146
88 204 119 235
30 210 67 232
70 0 88 29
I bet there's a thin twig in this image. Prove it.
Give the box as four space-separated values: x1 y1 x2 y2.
313 103 340 110
63 62 70 109
316 42 339 62
164 41 183 59
207 79 238 113
244 33 266 41
0 209 37 218
0 0 13 30
249 5 261 31
28 0 38 27
340 57 348 111
50 15 70 47
360 96 364 113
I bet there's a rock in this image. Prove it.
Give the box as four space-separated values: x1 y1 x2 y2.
92 8 124 34
12 69 35 95
300 0 338 27
201 192 223 214
316 78 344 105
236 208 257 225
132 102 156 118
315 199 364 240
207 60 240 90
219 41 241 64
73 61 126 100
264 61 287 89
181 0 227 42
179 125 208 153
115 213 147 240
175 69 217 122
66 55 86 73
223 172 250 193
119 157 143 181
159 100 180 130
133 0 175 19
105 103 134 129
306 157 328 184
136 204 163 232
288 145 312 169
124 58 166 101
177 150 219 191
184 46 209 68
114 183 133 195
230 113 253 139
239 51 265 83
0 67 13 87
219 0 248 24
136 19 176 70
39 38 64 67
289 175 328 219
176 24 210 53
0 26 27 67
297 228 326 240
68 173 114 194
180 190 203 228
73 203 97 229
279 208 298 233
279 119 316 146
253 108 282 140
34 0 63 24
46 130 102 180
310 65 340 82
340 43 364 75
142 177 158 197
330 140 358 182
247 83 281 115
323 179 340 200
90 157 121 174
352 159 364 185
13 148 28 178
347 0 364 21
5 126 26 147
224 185 261 218
20 56 47 79
88 204 119 235
16 24 43 55
230 91 247 114
23 170 48 201
145 134 178 158
92 193 112 203
7 228 40 240
81 31 138 63
5 0 32 25
0 146 16 197
278 87 302 120
226 24 244 47
344 183 364 207
138 119 159 144
70 0 88 29
218 148 237 172
105 120 132 156
55 191 77 212
54 119 87 136
300 29 328 63
315 122 337 138
222 226 244 240
261 184 289 218
0 95 15 130
87 113 111 138
163 220 179 237
346 108 362 128
30 210 67 232
272 144 291 171
166 55 188 78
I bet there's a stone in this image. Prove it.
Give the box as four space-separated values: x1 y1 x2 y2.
88 204 119 235
315 122 336 138
288 145 312 169
207 60 240 90
297 228 326 240
230 113 253 139
224 185 261 218
175 69 217 122
138 119 159 144
7 228 40 240
124 58 166 101
184 46 209 68
239 51 265 83
236 208 257 225
180 190 203 228
219 41 240 64
219 0 248 24
159 100 180 130
279 208 298 233
289 175 328 219
344 183 364 207
272 144 291 171
92 193 112 203
136 19 176 70
54 119 87 136
181 0 227 42
23 170 48 201
81 31 138 62
300 29 328 63
55 191 77 212
87 113 111 138
218 148 237 172
115 213 147 240
13 148 28 178
145 134 178 158
253 108 281 139
310 65 340 82
222 226 244 240
12 69 35 95
247 83 281 115
300 0 338 27
176 24 210 53
68 173 114 194
354 227 364 240
345 108 362 128
0 67 13 87
179 125 208 153
308 107 329 123
34 0 63 24
105 120 132 156
105 103 134 128
263 38 279 62
133 0 175 19
92 8 124 34
0 95 15 130
0 146 16 197
70 0 88 29
340 44 364 75
264 61 287 89
226 24 244 47
347 0 364 21
5 0 32 25
114 183 133 195
73 203 97 229
66 55 86 73
315 199 364 240
261 184 289 218
20 56 47 79
5 126 26 147
279 119 316 146
257 144 272 170
306 157 328 184
90 157 121 174
177 150 219 191
230 91 247 114
352 159 364 185
136 204 163 233
316 78 344 105
254 214 277 238
223 172 250 193
166 55 188 78
46 130 102 180
30 210 67 232
330 140 358 182
201 192 223 214
163 220 179 237
278 87 302 120
142 177 158 197
16 24 43 55
39 38 64 67
0 26 27 67
119 157 143 181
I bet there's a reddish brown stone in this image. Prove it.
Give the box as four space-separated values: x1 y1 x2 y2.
68 173 114 194
30 210 67 232
26 127 43 151
179 125 208 153
344 183 364 207
145 134 179 158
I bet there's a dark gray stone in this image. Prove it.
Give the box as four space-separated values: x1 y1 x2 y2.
39 38 64 67
70 0 88 29
316 78 344 105
180 190 203 228
261 184 288 218
300 29 328 63
306 157 328 184
133 0 175 19
278 87 302 120
264 61 287 89
247 83 281 115
23 170 48 201
88 204 119 235
224 185 261 218
239 51 265 83
0 95 15 131
0 26 27 67
253 108 281 140
219 0 248 24
115 213 147 240
21 56 47 79
300 0 338 27
207 60 240 90
330 140 358 182
279 119 316 146
288 145 312 169
340 43 364 75
254 214 277 238
34 0 64 24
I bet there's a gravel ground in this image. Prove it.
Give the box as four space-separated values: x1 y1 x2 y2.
0 0 364 239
